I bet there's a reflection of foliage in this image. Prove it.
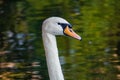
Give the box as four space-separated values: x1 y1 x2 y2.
0 72 26 80
0 30 41 80
0 0 120 80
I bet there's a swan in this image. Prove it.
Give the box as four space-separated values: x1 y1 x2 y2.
42 17 82 80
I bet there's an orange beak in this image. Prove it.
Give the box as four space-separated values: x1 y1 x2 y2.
64 26 82 40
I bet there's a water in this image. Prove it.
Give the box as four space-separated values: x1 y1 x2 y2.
0 31 41 80
0 0 120 80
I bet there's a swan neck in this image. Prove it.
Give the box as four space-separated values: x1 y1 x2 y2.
42 32 64 80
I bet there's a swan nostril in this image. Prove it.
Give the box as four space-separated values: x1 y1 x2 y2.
69 29 73 32
69 30 72 32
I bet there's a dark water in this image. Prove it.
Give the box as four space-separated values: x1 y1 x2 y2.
0 0 120 80
0 31 41 80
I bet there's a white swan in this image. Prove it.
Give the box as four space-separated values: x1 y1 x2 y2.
42 17 82 80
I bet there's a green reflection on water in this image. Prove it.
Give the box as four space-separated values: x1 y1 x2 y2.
0 0 120 80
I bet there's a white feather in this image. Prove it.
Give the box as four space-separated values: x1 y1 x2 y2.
42 17 69 80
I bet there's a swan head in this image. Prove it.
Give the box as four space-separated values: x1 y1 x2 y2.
42 17 82 40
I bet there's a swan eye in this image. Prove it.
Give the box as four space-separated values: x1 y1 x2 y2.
58 23 72 29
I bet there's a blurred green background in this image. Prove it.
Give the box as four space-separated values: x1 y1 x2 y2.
0 0 120 80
